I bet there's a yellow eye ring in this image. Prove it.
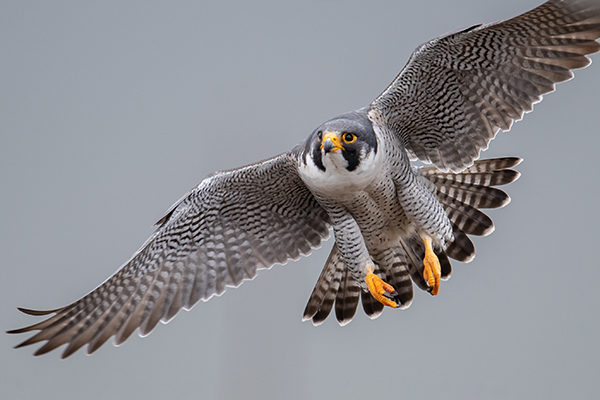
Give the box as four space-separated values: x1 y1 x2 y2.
342 133 357 144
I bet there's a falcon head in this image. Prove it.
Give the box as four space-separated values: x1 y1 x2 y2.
306 110 378 173
298 109 382 194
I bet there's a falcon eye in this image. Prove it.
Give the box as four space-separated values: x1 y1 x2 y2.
342 133 357 144
317 131 323 140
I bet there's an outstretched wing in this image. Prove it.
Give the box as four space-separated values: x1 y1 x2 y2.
8 150 330 358
369 0 600 172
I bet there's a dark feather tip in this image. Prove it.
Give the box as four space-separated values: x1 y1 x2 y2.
507 157 523 167
17 307 58 316
7 327 30 335
13 336 40 349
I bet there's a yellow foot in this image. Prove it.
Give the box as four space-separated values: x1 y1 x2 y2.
365 265 399 308
423 236 441 295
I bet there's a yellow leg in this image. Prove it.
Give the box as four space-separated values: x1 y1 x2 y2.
365 265 399 308
423 236 441 295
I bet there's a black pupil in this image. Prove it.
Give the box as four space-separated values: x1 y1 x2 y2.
345 134 353 142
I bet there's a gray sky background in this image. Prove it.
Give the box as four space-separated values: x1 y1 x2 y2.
1 1 599 399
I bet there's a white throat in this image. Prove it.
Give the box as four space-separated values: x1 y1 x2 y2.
299 147 384 199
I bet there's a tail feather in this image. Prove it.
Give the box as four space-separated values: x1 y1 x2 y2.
302 244 345 325
436 183 511 209
445 227 476 262
361 290 384 320
382 250 414 309
303 244 419 325
461 157 522 173
421 157 522 175
423 157 521 264
438 193 495 236
311 270 343 326
334 269 360 326
423 169 520 190
438 251 452 280
398 237 429 291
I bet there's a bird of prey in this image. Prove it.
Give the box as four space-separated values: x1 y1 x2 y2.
9 0 599 358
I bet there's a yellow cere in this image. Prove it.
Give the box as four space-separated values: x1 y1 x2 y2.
320 131 344 152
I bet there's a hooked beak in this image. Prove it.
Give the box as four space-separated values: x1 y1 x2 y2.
320 132 344 153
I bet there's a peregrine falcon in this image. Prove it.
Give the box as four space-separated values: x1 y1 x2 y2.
9 0 600 357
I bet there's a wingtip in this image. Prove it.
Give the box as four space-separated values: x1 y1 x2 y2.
61 347 77 359
17 307 58 316
13 336 38 349
33 347 49 357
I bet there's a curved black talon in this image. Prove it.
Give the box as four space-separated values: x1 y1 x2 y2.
383 290 401 306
